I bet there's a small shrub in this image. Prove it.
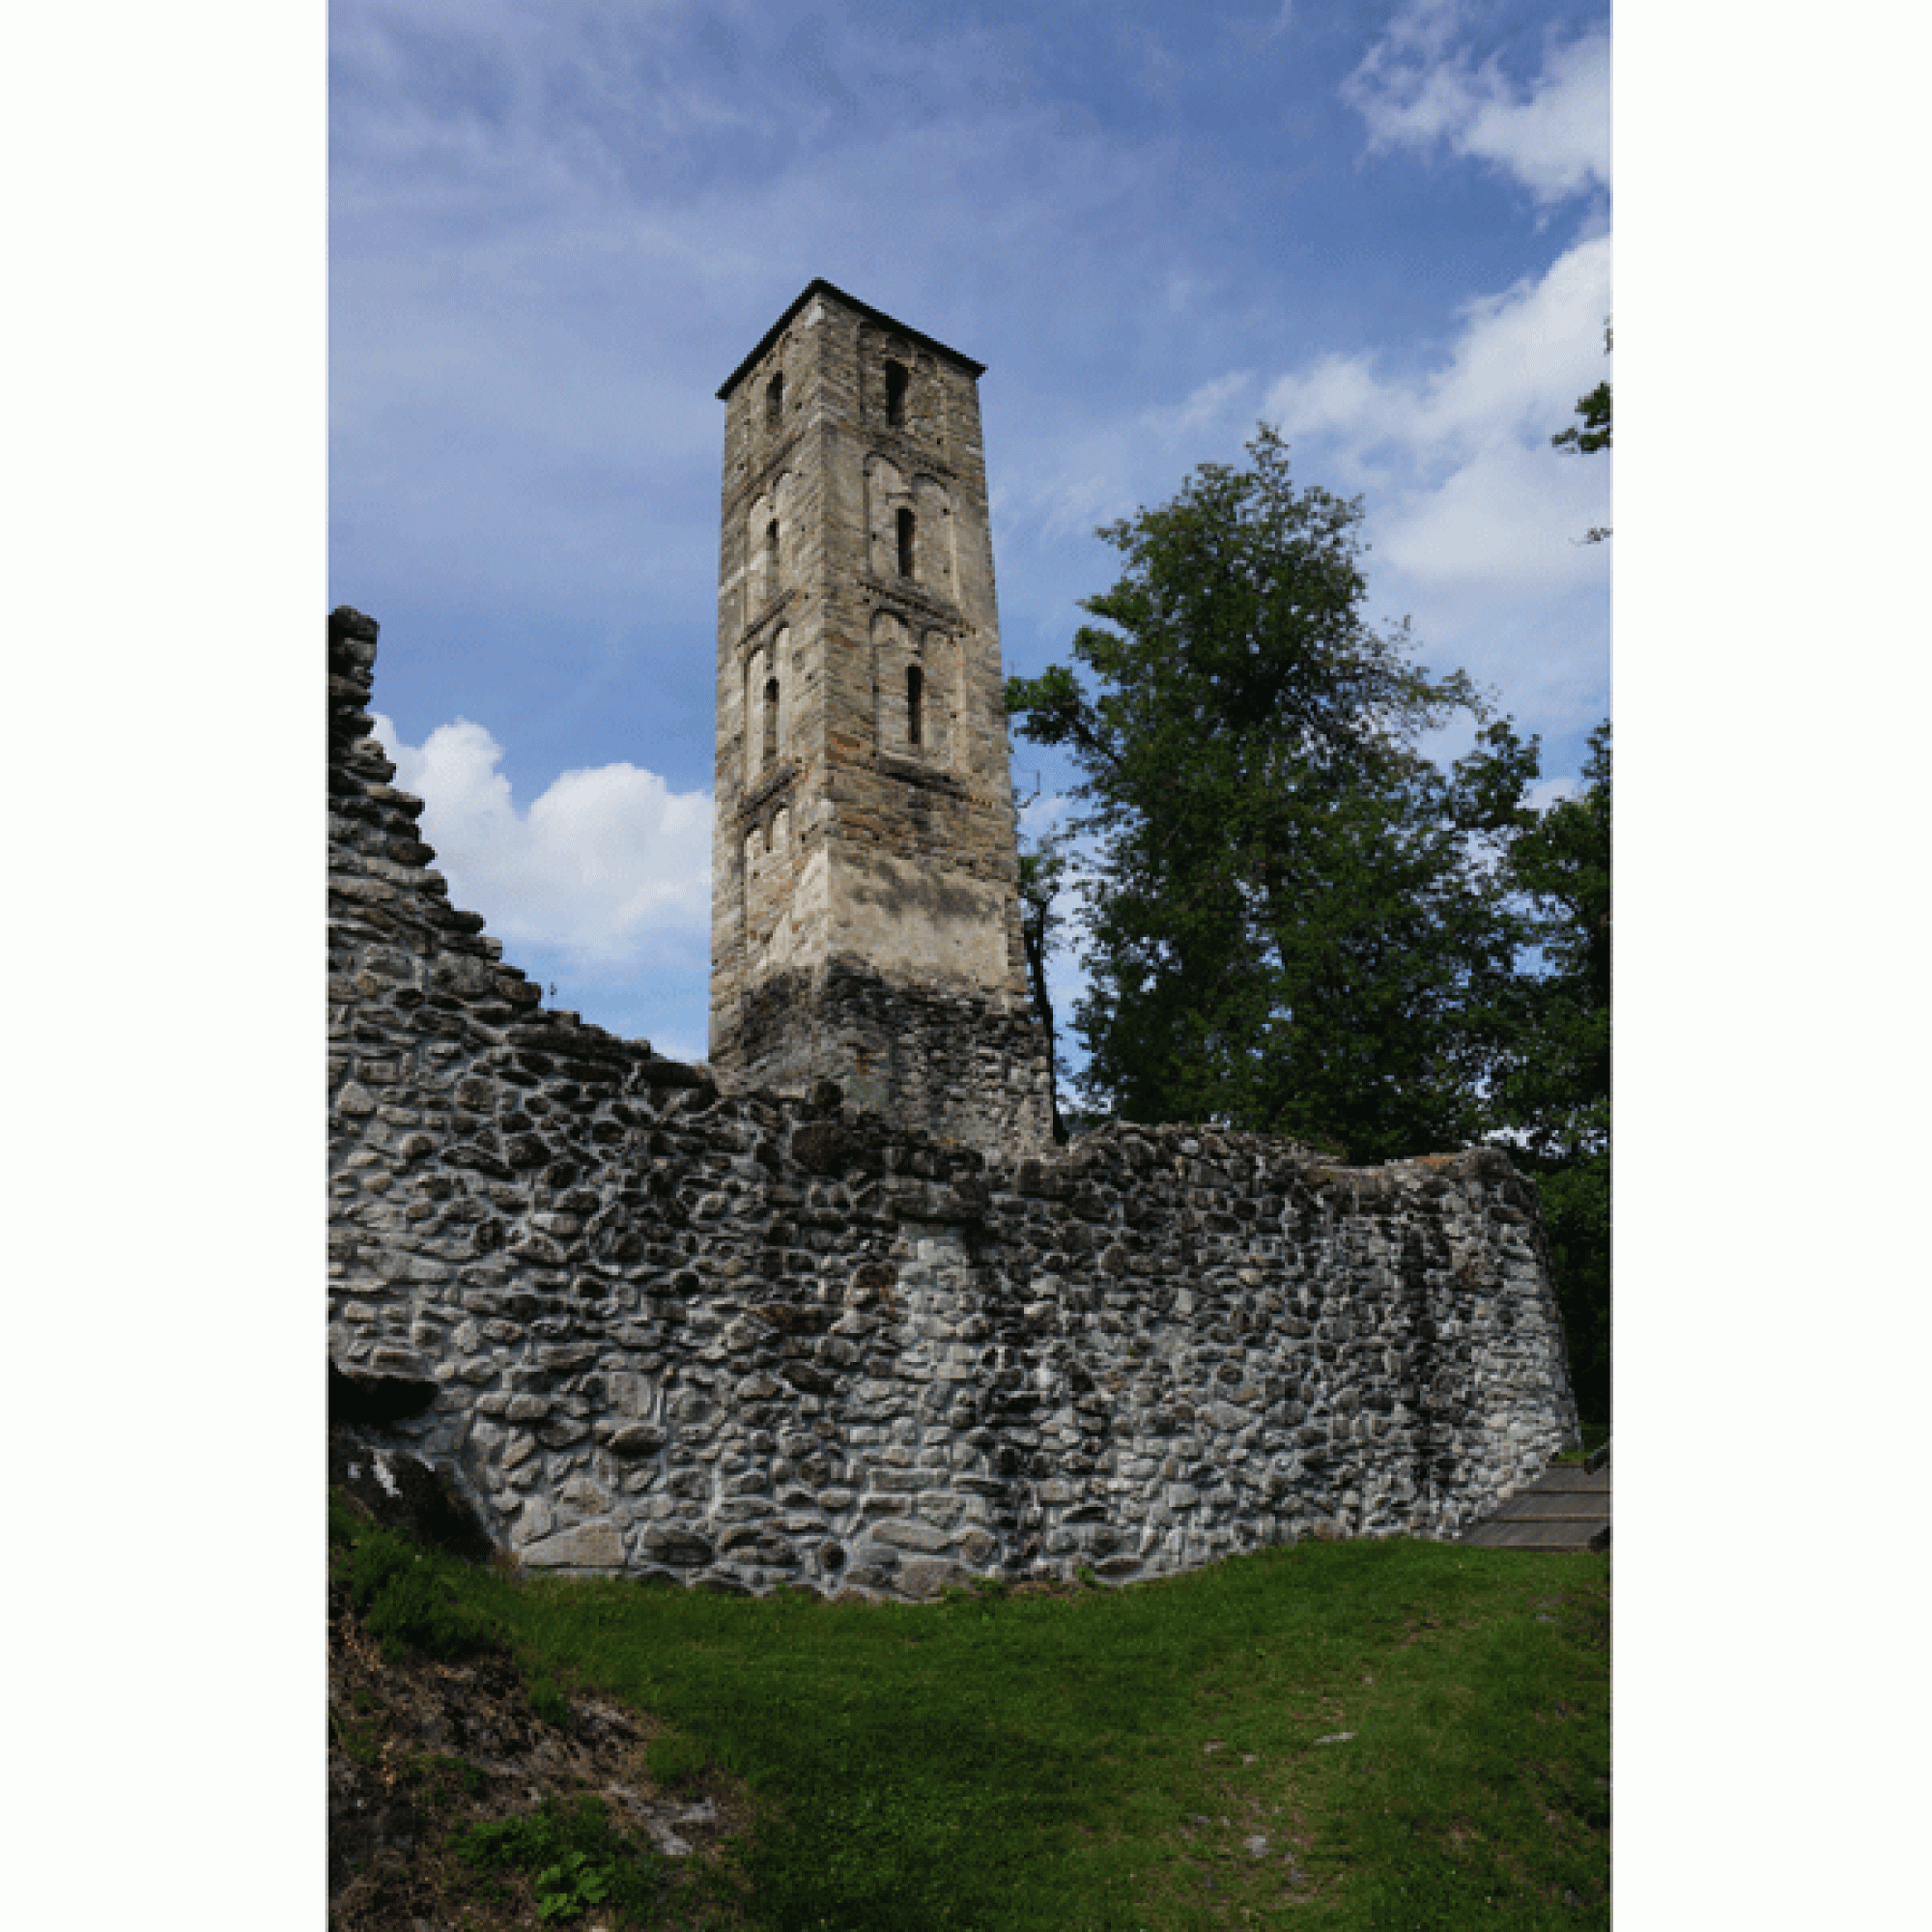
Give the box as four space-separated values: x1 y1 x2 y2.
533 1849 612 1923
457 1795 664 1925
526 1670 571 1727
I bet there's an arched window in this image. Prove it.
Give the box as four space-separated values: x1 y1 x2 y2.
766 371 783 429
885 359 909 427
906 665 923 747
763 676 780 763
896 507 915 580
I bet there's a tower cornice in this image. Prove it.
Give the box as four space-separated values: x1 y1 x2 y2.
715 278 986 401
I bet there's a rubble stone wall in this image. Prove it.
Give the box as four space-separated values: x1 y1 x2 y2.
329 608 1580 1598
721 962 1053 1158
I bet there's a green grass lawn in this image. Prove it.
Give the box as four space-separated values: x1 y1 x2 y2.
336 1501 1608 1930
1551 1425 1610 1466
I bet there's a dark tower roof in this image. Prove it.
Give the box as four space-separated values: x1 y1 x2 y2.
716 278 987 400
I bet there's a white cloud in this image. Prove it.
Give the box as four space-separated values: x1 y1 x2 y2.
993 229 1609 740
1380 440 1602 587
330 0 1207 632
1344 0 1609 204
370 713 713 968
1263 229 1610 593
994 369 1265 555
1526 775 1580 813
1017 789 1076 839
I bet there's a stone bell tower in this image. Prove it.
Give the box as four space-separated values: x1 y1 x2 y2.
706 279 1052 1153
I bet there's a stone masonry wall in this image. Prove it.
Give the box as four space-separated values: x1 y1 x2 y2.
329 608 1580 1598
722 962 1055 1160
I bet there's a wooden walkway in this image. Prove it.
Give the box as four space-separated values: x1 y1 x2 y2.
1460 1443 1610 1551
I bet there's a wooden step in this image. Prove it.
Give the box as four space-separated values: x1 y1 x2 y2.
1488 1492 1609 1520
1463 1519 1611 1551
1457 1443 1611 1552
1529 1467 1611 1494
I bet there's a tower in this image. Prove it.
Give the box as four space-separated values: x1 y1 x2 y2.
707 279 1052 1153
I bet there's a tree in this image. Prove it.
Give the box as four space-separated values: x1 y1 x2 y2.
1007 426 1540 1165
1504 315 1614 1420
1486 722 1610 1422
1552 321 1612 543
1013 791 1073 1143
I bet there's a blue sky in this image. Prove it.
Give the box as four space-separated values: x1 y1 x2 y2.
331 0 1611 1062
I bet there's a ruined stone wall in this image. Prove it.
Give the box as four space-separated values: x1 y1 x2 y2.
723 961 1055 1156
330 608 1579 1598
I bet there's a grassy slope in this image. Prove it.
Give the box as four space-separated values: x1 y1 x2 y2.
338 1497 1608 1932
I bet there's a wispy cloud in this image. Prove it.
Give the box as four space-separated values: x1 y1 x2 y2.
999 225 1609 732
370 712 713 968
1344 0 1609 204
331 0 1203 636
1264 229 1611 596
993 369 1266 564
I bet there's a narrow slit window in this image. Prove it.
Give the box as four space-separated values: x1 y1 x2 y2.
906 665 923 747
767 372 783 428
896 507 915 580
764 676 780 762
766 518 780 593
885 360 909 427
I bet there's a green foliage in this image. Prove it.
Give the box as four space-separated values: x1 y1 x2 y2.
535 1852 611 1922
1538 1155 1610 1423
329 1488 360 1545
1015 798 1075 1142
346 1520 506 1664
457 1795 666 1925
1487 722 1611 1420
1552 321 1612 541
526 1668 572 1727
1551 384 1611 454
1007 425 1539 1163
